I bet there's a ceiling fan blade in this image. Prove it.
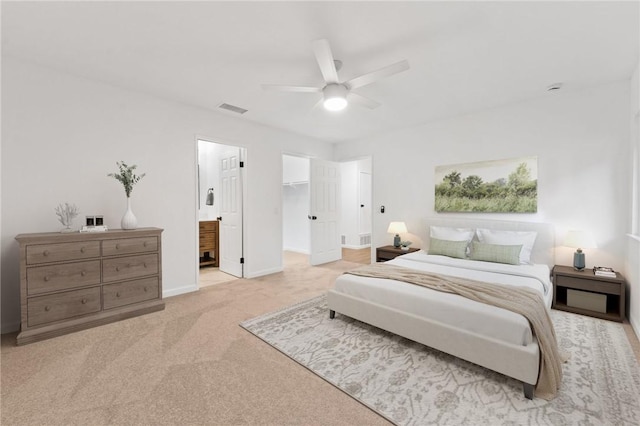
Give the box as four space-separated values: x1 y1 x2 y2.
312 39 339 84
347 92 381 109
261 84 322 93
345 60 410 90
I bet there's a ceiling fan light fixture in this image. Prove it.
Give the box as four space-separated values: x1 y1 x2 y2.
323 84 348 111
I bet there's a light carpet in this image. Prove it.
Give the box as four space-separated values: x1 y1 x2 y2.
241 295 640 426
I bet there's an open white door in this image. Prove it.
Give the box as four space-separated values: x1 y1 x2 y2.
219 146 243 277
309 158 341 265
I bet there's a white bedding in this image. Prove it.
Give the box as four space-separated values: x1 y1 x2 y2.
334 251 552 346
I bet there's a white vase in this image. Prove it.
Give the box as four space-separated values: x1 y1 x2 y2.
121 197 138 230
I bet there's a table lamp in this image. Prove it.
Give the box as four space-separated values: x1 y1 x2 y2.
563 230 597 271
387 221 407 248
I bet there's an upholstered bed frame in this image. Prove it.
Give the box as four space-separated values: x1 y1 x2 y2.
327 217 555 399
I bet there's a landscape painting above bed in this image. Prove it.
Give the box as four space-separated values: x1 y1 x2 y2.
435 156 537 213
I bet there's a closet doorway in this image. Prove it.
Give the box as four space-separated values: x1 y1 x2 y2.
197 139 245 287
281 154 372 267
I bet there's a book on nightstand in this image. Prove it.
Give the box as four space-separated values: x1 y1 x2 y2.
593 266 616 278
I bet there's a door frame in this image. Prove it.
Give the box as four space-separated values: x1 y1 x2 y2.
281 152 374 267
337 155 374 263
195 135 248 287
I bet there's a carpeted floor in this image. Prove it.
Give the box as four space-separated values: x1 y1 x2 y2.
1 252 639 425
241 295 640 425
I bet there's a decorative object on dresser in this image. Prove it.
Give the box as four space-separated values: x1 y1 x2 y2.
552 265 625 322
199 220 219 267
54 202 79 233
15 227 164 345
563 229 597 271
387 221 407 247
376 245 419 262
108 161 146 230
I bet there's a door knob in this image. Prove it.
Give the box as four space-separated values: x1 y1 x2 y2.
216 216 222 221
307 215 317 220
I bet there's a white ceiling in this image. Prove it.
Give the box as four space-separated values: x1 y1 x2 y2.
2 1 638 143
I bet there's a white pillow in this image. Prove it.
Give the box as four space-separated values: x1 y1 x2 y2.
476 228 537 264
429 226 474 242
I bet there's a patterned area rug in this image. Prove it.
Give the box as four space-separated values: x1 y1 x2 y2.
240 295 640 425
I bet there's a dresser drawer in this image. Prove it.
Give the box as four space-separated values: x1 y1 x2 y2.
103 277 160 310
26 241 100 265
102 237 158 257
102 254 158 282
27 287 101 327
27 260 101 296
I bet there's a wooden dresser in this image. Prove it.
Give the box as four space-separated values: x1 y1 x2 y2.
15 228 164 345
199 220 219 267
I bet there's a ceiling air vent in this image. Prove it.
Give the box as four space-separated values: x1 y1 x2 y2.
218 103 248 115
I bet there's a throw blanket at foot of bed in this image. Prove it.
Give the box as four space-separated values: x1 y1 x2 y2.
345 264 569 401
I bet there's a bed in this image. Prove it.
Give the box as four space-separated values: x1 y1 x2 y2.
327 217 556 399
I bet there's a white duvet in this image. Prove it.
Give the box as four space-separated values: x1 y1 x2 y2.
333 251 552 346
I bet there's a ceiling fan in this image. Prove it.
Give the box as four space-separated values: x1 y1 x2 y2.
262 39 410 111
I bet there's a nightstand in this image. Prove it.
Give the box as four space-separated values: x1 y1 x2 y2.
552 265 626 322
376 245 420 262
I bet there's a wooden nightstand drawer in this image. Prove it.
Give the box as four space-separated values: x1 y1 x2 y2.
27 260 101 296
27 287 101 327
26 241 100 265
555 275 621 295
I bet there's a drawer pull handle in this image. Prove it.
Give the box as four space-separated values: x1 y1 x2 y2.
44 306 51 312
144 286 148 292
43 250 49 257
143 241 148 247
81 271 86 276
116 244 120 250
44 276 50 282
81 298 87 304
116 266 120 272
116 292 121 298
143 263 147 268
80 247 86 253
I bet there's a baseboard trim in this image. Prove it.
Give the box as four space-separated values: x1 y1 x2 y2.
283 247 310 255
163 283 198 298
1 320 21 334
630 314 640 341
342 244 371 250
245 266 283 279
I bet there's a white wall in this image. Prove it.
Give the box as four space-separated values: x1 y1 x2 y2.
335 81 632 273
0 58 332 332
282 155 310 253
197 140 221 221
627 59 640 336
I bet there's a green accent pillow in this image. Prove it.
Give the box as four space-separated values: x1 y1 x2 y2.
428 238 469 259
470 241 522 265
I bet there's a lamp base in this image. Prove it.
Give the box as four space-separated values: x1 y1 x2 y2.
393 234 401 248
573 250 585 271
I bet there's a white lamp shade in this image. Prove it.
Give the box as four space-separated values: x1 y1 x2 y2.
387 221 408 235
563 230 597 249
